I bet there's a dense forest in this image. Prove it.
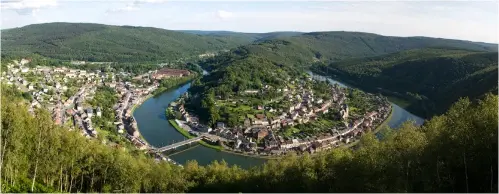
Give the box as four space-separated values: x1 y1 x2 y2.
187 31 497 118
1 23 255 62
2 23 498 192
311 48 498 117
3 23 496 65
208 31 498 70
1 84 496 192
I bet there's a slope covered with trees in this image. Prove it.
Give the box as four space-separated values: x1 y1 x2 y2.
179 30 303 43
1 23 255 62
189 32 496 119
207 31 498 70
311 48 498 117
1 84 497 193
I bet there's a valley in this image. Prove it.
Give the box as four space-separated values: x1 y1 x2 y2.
0 21 496 193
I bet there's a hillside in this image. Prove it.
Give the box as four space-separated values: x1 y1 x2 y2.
311 48 498 117
222 32 497 69
179 30 303 42
1 23 256 62
192 32 497 118
2 85 496 192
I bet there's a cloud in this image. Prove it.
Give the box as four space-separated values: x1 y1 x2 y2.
1 0 57 15
217 10 233 19
106 4 139 13
106 0 166 13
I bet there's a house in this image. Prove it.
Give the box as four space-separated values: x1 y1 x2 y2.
256 129 269 140
96 107 102 117
71 61 86 65
183 113 191 122
265 139 278 149
20 58 31 65
280 140 294 149
243 90 259 94
244 119 251 127
199 126 212 133
339 104 349 120
217 122 226 129
75 103 83 112
234 139 243 149
152 68 190 79
66 73 77 78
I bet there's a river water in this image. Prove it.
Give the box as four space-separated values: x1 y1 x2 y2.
133 73 424 168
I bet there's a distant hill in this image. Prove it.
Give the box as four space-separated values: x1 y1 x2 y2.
312 48 498 117
221 31 498 69
1 23 257 62
195 32 497 117
178 30 303 42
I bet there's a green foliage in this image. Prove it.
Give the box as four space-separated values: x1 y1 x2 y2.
187 31 497 124
168 119 223 151
1 23 254 62
312 48 498 117
1 84 497 192
168 119 195 139
152 75 197 96
89 86 118 121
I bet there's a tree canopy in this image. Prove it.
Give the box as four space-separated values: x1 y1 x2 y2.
2 84 496 193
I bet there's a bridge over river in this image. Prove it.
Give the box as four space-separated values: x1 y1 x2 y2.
150 134 230 153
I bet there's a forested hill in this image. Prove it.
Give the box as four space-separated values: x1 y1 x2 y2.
178 30 302 42
0 23 256 62
192 32 497 118
2 84 497 193
312 48 498 118
216 31 497 69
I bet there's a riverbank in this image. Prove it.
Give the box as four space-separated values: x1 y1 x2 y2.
132 74 200 148
220 149 280 160
168 119 224 151
168 117 276 159
131 94 155 146
340 103 394 149
309 69 428 119
151 75 197 96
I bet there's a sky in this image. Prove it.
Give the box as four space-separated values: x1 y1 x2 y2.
1 0 498 43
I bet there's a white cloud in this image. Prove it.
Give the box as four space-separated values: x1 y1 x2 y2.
1 0 57 15
217 10 233 19
106 0 166 13
106 4 139 13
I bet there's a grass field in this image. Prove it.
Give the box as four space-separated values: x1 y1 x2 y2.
168 119 223 151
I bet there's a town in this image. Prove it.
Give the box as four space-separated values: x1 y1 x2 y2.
170 74 392 157
1 58 193 165
1 58 391 159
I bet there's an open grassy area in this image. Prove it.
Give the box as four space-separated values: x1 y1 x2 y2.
168 119 223 151
168 119 194 138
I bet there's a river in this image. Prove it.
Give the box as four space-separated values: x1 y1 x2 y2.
133 73 424 169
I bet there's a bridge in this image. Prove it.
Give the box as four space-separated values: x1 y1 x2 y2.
150 133 231 153
151 136 204 153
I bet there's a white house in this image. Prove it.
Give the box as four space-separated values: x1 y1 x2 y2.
86 108 94 117
96 107 102 117
20 58 30 65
